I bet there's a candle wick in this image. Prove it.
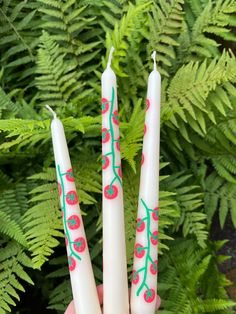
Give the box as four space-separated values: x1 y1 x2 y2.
45 105 57 119
107 46 115 69
151 51 157 71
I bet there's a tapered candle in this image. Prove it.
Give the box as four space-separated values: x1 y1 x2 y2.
46 105 102 314
101 48 129 314
130 51 161 314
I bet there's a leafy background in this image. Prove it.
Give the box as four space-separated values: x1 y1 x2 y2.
0 0 236 313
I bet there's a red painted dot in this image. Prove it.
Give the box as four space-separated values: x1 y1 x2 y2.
150 260 158 275
144 124 147 135
102 155 109 170
65 236 68 247
66 191 79 205
118 166 122 178
73 237 86 253
102 128 110 143
104 185 118 199
132 270 139 284
102 98 109 114
134 243 145 258
141 153 144 166
144 289 155 303
116 139 120 152
136 218 145 232
58 182 62 197
151 231 158 245
68 256 76 271
67 215 80 230
146 98 150 111
112 110 119 125
66 168 75 182
152 207 159 221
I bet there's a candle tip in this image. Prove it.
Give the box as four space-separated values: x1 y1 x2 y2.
45 105 57 119
107 46 115 68
151 51 157 71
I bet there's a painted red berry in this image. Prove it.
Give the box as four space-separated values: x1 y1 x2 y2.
132 270 139 284
58 182 62 197
141 153 144 166
134 243 145 258
144 289 155 303
112 110 119 125
116 139 120 152
102 128 110 143
67 215 80 230
73 237 86 253
66 191 79 205
151 231 158 245
150 260 158 275
136 218 145 232
118 166 122 178
102 98 109 114
66 168 75 182
104 184 118 199
146 98 150 111
65 236 68 247
144 124 147 135
102 155 109 170
152 207 159 221
68 256 76 271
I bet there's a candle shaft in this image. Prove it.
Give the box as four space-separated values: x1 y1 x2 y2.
130 52 161 314
49 111 101 314
102 48 129 314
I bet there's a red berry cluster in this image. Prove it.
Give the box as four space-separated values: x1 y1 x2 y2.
57 166 86 272
101 88 122 201
132 198 159 303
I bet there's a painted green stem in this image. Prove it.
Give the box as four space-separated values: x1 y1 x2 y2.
109 87 122 187
137 198 151 296
57 165 81 261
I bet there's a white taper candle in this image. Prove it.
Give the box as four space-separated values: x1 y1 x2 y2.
47 106 102 314
130 51 161 314
101 48 129 314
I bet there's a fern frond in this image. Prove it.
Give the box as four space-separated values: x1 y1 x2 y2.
0 241 33 313
23 168 63 269
148 0 184 77
36 31 84 110
159 238 235 313
163 172 208 248
165 51 236 138
0 116 100 152
0 183 28 247
120 99 145 171
105 2 151 76
204 172 236 229
0 1 39 86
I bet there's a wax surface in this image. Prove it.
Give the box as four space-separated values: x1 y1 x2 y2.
51 117 101 314
102 57 129 314
131 58 161 314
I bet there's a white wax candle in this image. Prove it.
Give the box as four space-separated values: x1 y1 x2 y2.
101 48 129 314
47 106 102 314
130 52 161 314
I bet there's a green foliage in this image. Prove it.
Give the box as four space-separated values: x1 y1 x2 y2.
205 172 236 229
158 238 235 313
0 0 236 312
0 241 33 314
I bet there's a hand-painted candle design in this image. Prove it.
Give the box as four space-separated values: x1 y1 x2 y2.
130 52 161 314
102 47 129 314
46 106 101 314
